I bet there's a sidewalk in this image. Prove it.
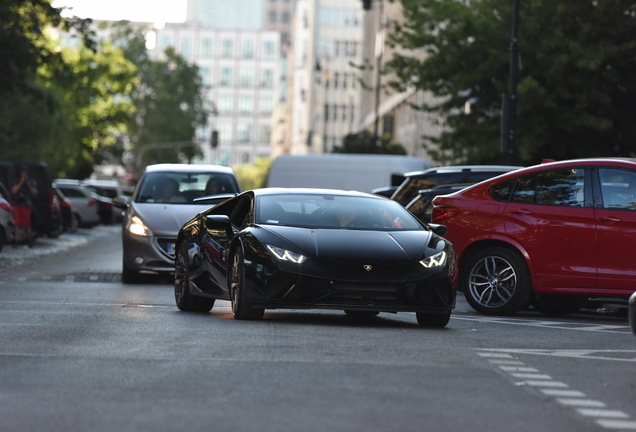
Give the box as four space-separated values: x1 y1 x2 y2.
0 225 119 272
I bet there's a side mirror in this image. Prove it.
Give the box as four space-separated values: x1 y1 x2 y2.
112 195 129 209
205 214 232 234
427 223 448 237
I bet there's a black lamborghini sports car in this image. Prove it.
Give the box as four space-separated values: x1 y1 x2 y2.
174 188 456 327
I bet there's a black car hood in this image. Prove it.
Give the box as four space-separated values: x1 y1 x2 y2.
260 226 433 263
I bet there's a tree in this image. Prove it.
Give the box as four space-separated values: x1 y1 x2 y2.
112 25 208 173
333 130 407 154
385 0 636 165
0 0 137 179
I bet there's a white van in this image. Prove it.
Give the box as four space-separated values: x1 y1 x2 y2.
266 154 431 193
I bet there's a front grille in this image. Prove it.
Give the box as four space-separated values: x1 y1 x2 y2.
156 237 177 259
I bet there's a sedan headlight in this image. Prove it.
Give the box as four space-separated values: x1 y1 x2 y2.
127 216 151 237
420 251 447 268
266 245 306 263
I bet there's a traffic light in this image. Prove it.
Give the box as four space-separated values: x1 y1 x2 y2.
362 0 372 10
210 130 219 149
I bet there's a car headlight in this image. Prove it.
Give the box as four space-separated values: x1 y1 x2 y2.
420 251 447 268
127 216 151 237
266 245 306 263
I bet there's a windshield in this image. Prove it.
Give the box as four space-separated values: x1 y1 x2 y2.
256 194 423 230
135 172 238 204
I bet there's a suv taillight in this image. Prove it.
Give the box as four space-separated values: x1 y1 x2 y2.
432 205 458 223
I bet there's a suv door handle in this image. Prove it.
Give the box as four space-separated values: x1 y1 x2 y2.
510 209 532 215
598 216 621 223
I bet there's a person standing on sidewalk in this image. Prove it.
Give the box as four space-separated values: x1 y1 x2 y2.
11 166 38 247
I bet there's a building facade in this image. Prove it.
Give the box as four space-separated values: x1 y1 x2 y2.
287 0 365 155
358 0 440 160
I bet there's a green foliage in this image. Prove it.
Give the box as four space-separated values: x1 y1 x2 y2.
115 27 208 172
333 130 407 155
386 0 636 165
0 0 136 179
232 158 272 190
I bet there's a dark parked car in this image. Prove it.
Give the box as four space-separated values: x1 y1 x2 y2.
0 161 60 238
174 188 456 327
391 165 522 206
432 158 636 316
51 183 75 231
113 163 241 283
406 183 474 223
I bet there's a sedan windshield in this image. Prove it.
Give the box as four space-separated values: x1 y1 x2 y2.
256 194 423 230
135 172 238 204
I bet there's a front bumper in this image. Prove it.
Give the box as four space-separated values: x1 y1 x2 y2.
122 232 176 273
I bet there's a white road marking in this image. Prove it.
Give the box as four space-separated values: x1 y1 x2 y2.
557 398 606 408
455 315 631 334
577 409 629 418
596 420 636 430
478 349 635 431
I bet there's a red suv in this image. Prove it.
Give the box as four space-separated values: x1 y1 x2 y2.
432 158 636 316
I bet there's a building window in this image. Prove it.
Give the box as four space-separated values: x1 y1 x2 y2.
238 96 253 114
261 69 274 88
259 125 271 143
218 121 233 142
242 40 254 59
200 67 213 87
222 39 234 58
259 97 273 115
201 38 214 58
239 68 254 88
238 123 251 142
220 67 233 86
263 41 276 59
217 95 233 114
180 37 192 58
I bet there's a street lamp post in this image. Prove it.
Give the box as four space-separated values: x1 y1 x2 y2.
373 0 384 147
503 0 520 165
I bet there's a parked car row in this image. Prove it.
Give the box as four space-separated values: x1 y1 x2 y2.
0 162 130 253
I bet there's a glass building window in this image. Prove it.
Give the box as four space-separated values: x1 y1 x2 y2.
239 68 254 88
238 123 251 142
259 97 273 115
217 95 233 114
263 41 276 59
238 96 253 114
242 40 254 59
180 37 192 58
261 69 274 88
201 38 214 58
220 67 233 86
222 39 234 58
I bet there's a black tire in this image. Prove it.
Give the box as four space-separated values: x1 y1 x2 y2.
229 247 264 320
121 260 141 284
174 241 214 312
461 247 532 315
416 311 451 328
0 227 5 253
532 294 588 316
344 310 380 318
71 213 81 231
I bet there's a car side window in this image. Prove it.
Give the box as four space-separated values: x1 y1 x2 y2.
599 168 636 210
511 175 537 203
535 168 586 207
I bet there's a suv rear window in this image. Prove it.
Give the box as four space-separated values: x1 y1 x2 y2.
392 168 519 205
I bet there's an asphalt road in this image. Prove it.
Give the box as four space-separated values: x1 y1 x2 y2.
0 226 634 432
